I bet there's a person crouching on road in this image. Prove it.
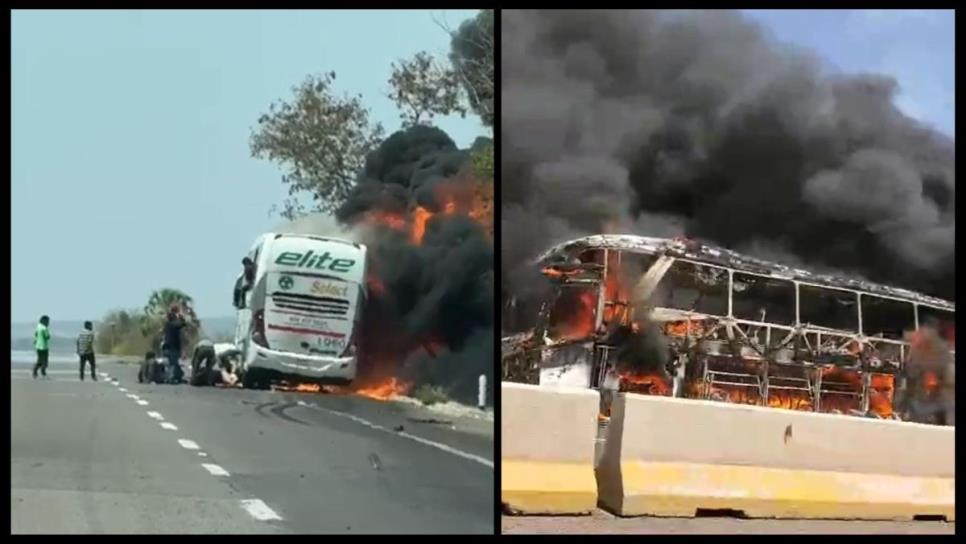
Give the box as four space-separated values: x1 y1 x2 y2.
33 315 51 379
162 306 187 384
77 321 96 381
190 339 217 386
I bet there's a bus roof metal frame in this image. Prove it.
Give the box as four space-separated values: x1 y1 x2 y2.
536 234 954 312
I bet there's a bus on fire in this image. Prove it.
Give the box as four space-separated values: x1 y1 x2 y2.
502 235 954 424
232 232 367 389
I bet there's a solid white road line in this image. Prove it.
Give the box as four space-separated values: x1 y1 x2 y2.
147 411 164 420
10 370 77 375
296 401 494 469
202 463 230 477
178 439 200 450
239 499 283 521
160 422 178 431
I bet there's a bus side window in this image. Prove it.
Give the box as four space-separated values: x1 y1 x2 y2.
732 273 795 326
651 260 728 317
798 285 858 332
860 296 914 340
917 306 955 346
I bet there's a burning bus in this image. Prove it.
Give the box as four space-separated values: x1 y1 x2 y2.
502 235 955 424
232 232 367 389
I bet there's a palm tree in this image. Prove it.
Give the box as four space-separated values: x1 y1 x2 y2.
142 288 202 350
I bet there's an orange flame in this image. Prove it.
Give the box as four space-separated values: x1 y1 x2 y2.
767 391 813 411
293 383 322 393
620 372 671 396
869 373 895 418
367 274 385 297
412 206 432 244
366 211 407 232
541 267 567 279
354 377 412 401
923 371 940 393
554 290 598 340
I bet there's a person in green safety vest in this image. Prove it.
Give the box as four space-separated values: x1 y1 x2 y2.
33 315 51 379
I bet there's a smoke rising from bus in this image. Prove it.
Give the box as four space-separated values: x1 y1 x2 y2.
334 125 494 404
501 9 955 321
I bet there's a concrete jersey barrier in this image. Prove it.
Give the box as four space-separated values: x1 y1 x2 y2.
597 393 955 521
501 382 600 514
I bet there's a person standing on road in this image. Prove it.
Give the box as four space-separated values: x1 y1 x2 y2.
32 315 51 379
77 321 96 381
162 306 187 384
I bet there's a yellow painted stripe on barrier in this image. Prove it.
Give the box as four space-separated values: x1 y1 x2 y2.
502 459 598 515
615 461 954 521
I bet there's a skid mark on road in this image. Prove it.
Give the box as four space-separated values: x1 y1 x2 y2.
295 400 494 469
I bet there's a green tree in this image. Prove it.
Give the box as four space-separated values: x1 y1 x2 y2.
250 72 385 219
471 141 494 180
387 51 466 128
96 308 154 356
142 288 201 350
96 309 131 354
445 9 494 127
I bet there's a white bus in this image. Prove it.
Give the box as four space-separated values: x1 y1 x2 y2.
232 232 368 389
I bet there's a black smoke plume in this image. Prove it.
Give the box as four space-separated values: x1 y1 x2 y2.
338 125 494 404
502 9 955 330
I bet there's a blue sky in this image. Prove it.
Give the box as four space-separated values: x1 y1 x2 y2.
10 9 954 324
11 9 485 323
741 9 954 137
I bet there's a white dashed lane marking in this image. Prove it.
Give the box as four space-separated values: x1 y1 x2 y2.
240 499 283 521
202 464 230 477
100 371 283 525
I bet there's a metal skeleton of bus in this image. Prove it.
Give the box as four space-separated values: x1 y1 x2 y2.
507 235 955 418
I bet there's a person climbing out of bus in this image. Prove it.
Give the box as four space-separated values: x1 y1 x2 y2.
233 257 256 308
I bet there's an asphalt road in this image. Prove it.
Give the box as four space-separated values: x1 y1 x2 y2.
11 355 494 534
502 510 955 534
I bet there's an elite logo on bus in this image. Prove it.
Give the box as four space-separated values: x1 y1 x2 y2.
274 250 356 273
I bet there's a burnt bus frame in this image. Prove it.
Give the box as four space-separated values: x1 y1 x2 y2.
532 236 955 416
